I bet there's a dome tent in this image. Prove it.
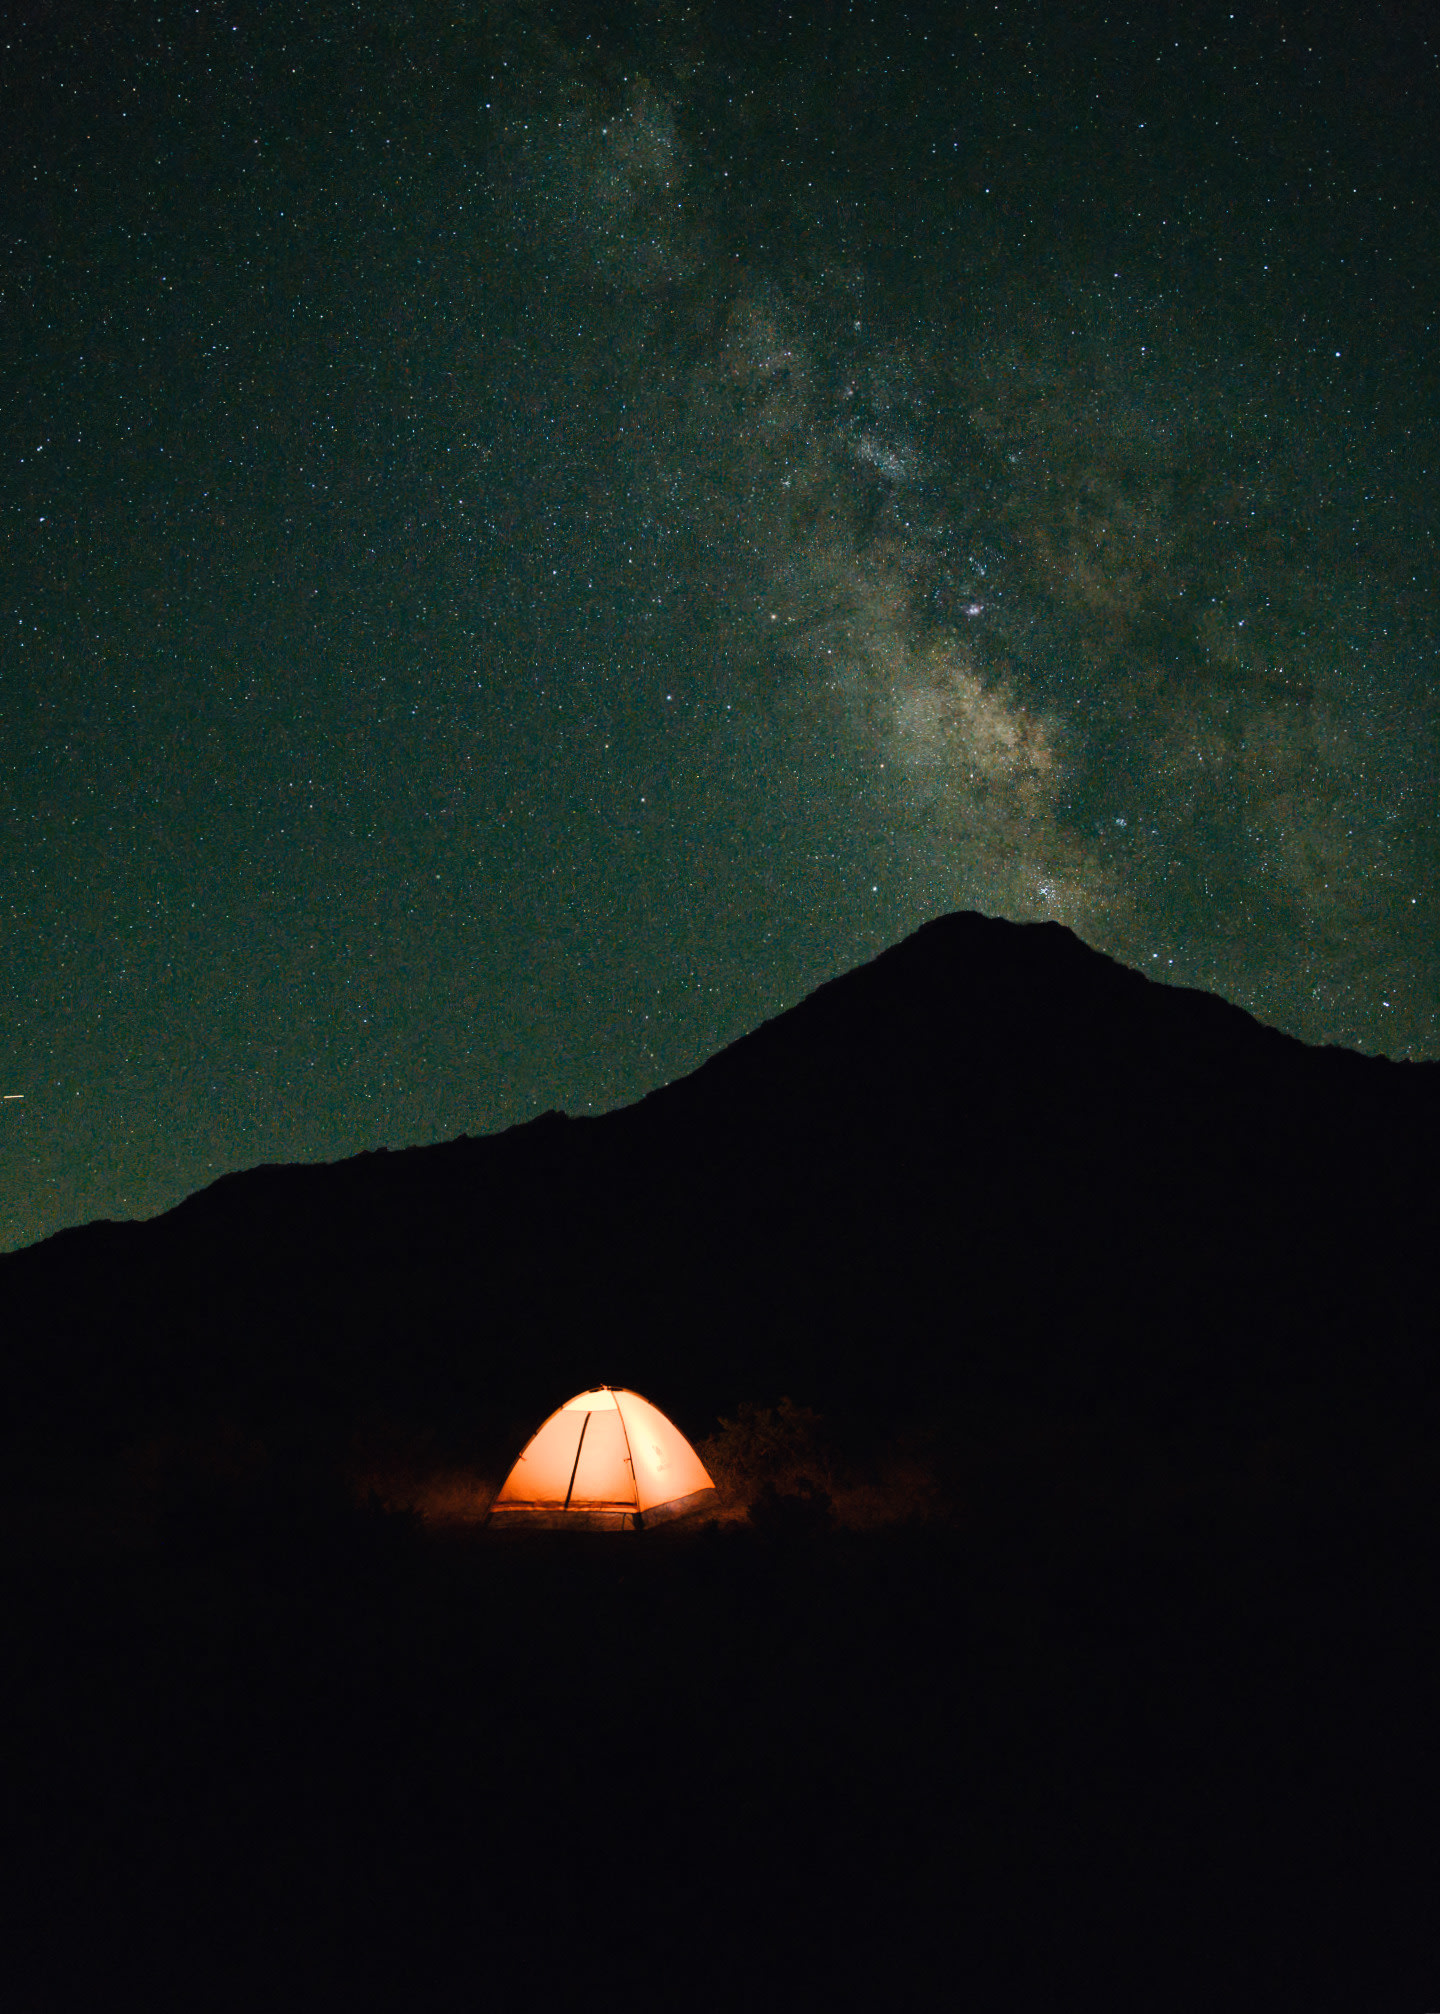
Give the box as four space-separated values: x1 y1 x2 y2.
489 1387 717 1530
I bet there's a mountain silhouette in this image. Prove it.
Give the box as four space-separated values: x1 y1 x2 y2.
5 910 1436 1486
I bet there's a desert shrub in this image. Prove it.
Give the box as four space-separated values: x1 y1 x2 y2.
697 1398 832 1510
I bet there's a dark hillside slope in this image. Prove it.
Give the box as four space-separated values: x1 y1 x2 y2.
4 912 1437 1477
617 912 1438 1418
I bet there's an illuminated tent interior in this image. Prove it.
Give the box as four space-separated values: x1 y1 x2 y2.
489 1387 717 1529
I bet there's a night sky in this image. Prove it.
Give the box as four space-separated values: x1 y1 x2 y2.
4 0 1437 1253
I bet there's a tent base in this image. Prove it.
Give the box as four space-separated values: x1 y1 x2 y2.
487 1505 639 1530
486 1486 717 1532
637 1487 718 1529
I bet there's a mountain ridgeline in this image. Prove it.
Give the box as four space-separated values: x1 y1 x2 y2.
5 912 1437 1485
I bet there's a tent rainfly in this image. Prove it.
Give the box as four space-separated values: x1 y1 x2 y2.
489 1387 717 1530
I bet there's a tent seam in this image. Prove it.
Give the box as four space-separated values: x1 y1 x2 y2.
612 1388 643 1527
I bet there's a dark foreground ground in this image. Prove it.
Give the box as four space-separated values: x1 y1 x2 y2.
7 1474 1438 2014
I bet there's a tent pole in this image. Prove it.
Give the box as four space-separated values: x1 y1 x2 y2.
562 1411 591 1512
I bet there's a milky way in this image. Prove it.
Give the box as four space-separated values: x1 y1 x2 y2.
486 13 1436 1046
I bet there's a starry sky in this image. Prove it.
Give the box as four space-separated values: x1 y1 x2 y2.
3 0 1438 1252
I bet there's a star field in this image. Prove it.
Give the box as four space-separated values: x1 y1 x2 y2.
3 0 1437 1250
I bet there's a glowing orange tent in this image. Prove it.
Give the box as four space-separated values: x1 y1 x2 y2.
489 1386 717 1529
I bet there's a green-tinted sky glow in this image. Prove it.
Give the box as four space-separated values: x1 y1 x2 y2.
3 0 1437 1249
